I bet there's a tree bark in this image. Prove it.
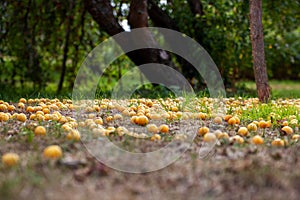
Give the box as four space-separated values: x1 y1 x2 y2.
249 0 270 102
57 0 75 93
147 0 206 89
147 0 179 30
85 0 191 91
85 0 124 36
127 0 171 66
187 0 204 17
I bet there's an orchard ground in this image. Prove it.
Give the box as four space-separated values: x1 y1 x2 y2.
1 82 300 200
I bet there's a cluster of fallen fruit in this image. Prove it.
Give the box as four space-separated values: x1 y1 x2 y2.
0 97 300 167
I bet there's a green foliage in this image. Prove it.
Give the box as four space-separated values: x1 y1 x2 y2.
0 0 107 90
0 0 299 95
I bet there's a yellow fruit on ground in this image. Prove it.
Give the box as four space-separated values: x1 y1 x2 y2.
199 113 207 120
43 145 63 159
271 138 285 147
61 124 72 131
203 133 217 143
247 123 258 132
2 153 20 167
19 98 27 103
147 124 159 134
42 108 50 114
26 106 35 113
66 129 81 141
213 116 223 124
282 121 289 126
176 112 183 118
94 105 101 112
29 114 36 120
228 117 237 125
151 134 161 141
59 116 68 124
224 115 232 122
234 117 240 124
34 126 46 136
136 116 149 126
49 104 59 111
258 120 267 128
130 116 138 124
266 120 272 128
87 114 95 119
113 114 123 120
27 99 34 104
238 127 248 136
105 116 113 122
146 100 153 107
198 126 209 136
85 119 94 126
281 126 293 135
17 113 27 122
149 113 162 120
217 132 229 140
0 104 7 112
252 135 264 145
7 105 15 112
198 112 207 120
292 134 300 140
290 119 298 125
36 114 45 121
213 130 223 138
17 102 25 109
79 121 85 127
159 124 169 133
107 126 116 132
85 106 94 113
94 117 103 125
116 126 128 136
171 106 179 112
0 113 9 122
230 135 244 144
51 114 60 121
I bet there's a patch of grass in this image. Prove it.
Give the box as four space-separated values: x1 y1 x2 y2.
0 84 71 102
239 101 299 123
239 80 300 99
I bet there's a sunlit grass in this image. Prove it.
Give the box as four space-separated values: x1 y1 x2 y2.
240 80 300 98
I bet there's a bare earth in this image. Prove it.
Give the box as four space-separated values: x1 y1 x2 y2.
1 98 300 200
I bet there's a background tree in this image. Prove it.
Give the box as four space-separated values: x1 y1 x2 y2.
0 0 299 97
250 0 270 102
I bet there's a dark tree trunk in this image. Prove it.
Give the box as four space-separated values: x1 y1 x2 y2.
187 0 204 17
249 0 270 102
85 0 124 36
70 4 86 89
147 0 179 31
148 0 205 90
127 0 172 67
128 0 148 28
58 0 75 93
85 0 190 91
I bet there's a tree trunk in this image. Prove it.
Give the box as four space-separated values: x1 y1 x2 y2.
57 0 75 93
187 0 204 17
85 0 190 91
147 0 179 31
147 0 203 89
84 0 124 36
249 0 270 102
